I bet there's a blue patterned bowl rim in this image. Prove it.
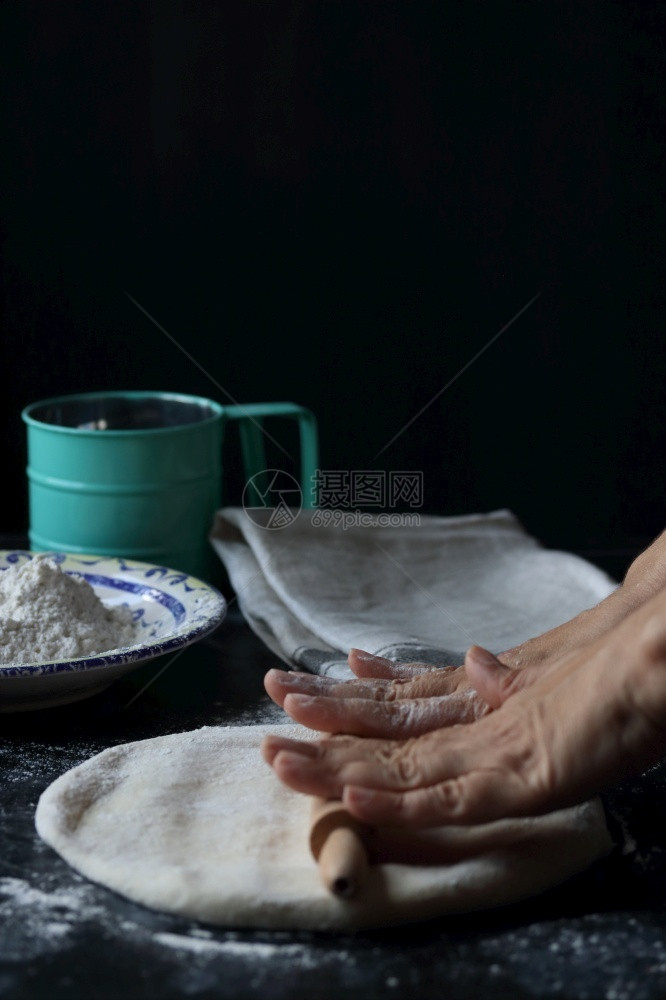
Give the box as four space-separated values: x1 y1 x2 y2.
0 551 226 678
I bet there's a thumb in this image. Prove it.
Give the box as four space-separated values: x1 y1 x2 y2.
464 645 530 708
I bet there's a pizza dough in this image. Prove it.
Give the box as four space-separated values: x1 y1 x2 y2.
35 724 613 931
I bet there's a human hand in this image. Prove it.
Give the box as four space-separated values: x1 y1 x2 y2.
265 591 624 741
262 590 666 827
264 648 489 739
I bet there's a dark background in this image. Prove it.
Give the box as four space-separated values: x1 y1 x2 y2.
2 1 664 567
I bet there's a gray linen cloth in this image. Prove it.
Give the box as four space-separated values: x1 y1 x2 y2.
210 508 616 680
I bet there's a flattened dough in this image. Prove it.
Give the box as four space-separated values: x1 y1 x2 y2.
35 725 613 931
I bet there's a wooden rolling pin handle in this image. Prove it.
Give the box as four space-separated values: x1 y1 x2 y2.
317 826 368 898
309 798 369 899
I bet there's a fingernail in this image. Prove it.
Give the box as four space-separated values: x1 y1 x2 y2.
266 669 292 686
350 649 389 663
345 786 375 807
465 645 499 666
275 750 313 773
262 736 317 757
285 693 315 707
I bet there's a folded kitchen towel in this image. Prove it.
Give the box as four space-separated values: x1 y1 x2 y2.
210 508 617 679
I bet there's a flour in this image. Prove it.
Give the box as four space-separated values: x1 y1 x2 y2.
152 932 321 965
0 555 138 666
0 875 342 970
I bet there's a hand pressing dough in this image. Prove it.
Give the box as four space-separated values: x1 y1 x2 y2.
35 724 613 931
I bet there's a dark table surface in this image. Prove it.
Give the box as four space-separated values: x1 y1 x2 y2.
3 549 666 1000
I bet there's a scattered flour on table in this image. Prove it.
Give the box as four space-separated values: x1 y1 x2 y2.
152 932 325 966
0 875 350 971
0 876 112 960
0 555 138 665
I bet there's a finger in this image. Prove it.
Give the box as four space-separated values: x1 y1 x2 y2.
348 648 437 679
262 729 365 772
464 645 517 708
264 669 315 707
465 645 558 707
267 728 472 797
282 690 481 738
270 749 343 798
260 733 319 765
343 766 534 827
265 668 419 706
264 669 374 708
265 665 472 708
349 648 471 697
385 668 474 700
264 731 420 798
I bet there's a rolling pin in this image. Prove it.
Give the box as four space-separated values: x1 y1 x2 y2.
309 797 370 899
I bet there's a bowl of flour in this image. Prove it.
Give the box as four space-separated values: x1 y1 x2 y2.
0 552 226 711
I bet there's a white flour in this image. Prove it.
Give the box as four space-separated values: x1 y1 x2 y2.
0 555 138 665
